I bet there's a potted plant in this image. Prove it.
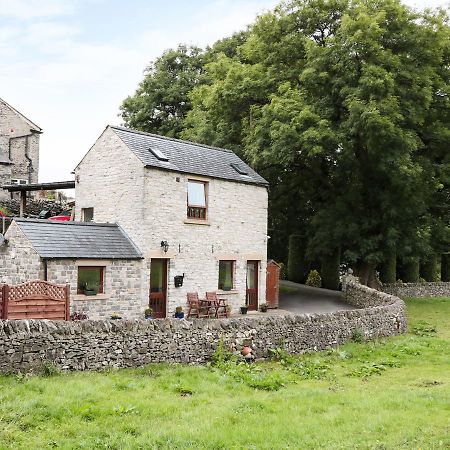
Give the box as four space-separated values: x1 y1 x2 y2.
174 306 184 319
110 312 122 320
240 305 248 315
259 303 268 313
84 283 97 296
144 307 153 320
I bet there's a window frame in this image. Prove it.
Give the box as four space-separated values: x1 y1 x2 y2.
187 179 208 220
77 266 105 295
218 260 235 291
81 207 94 222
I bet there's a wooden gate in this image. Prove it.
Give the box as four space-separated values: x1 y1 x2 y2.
0 281 70 320
266 260 281 309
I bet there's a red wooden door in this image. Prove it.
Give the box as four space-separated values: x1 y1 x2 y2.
266 261 280 308
246 261 259 311
149 259 167 318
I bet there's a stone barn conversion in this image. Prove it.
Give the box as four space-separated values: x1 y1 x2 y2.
74 126 269 317
0 98 41 200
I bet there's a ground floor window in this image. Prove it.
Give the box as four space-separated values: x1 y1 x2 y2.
77 266 104 295
218 260 234 291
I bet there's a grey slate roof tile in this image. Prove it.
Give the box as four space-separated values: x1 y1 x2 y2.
111 126 268 186
15 219 143 260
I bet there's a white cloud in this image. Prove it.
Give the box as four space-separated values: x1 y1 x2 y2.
0 0 74 20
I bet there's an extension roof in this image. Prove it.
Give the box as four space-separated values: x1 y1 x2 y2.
110 126 268 186
15 219 143 260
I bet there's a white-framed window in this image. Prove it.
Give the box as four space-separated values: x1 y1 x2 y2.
81 207 94 222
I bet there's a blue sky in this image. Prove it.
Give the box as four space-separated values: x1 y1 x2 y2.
0 0 448 184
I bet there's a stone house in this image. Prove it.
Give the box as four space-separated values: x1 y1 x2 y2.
0 219 145 319
74 126 268 318
0 98 41 200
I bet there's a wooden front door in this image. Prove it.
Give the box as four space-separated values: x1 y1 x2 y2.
246 261 259 311
149 259 167 318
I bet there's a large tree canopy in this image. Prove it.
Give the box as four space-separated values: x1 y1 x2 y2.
120 0 449 285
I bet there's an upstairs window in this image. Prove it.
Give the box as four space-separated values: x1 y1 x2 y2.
187 180 207 220
77 266 104 295
81 207 94 222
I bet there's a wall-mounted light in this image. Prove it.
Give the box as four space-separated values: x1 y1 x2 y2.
160 240 169 253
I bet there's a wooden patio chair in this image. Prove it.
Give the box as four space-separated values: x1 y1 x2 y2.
205 291 229 318
186 292 211 319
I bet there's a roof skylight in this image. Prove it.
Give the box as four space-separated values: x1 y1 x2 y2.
230 163 248 175
149 147 169 161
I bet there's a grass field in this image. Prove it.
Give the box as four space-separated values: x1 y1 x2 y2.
0 298 448 449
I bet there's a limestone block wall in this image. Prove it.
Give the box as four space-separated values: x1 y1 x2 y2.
0 281 406 373
382 282 450 298
46 259 147 320
0 222 43 283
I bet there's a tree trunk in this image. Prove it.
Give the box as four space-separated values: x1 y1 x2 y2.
354 261 379 288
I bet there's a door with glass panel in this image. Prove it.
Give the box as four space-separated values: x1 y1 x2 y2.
149 259 167 318
246 261 259 311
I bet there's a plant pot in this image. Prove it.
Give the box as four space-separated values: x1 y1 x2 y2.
145 316 153 320
174 312 184 319
241 346 252 356
84 290 97 296
240 306 248 315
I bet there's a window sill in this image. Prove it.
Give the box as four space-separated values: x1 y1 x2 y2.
183 218 210 226
74 294 110 301
217 290 238 295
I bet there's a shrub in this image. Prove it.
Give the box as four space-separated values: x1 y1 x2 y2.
287 234 307 283
321 248 340 290
351 328 364 343
278 262 287 280
305 270 321 288
70 312 88 321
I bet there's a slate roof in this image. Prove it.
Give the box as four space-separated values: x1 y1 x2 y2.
15 219 143 260
110 126 268 186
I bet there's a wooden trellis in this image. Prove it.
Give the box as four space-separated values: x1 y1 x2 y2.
0 280 70 320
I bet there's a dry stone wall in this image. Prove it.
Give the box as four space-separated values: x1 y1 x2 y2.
0 281 406 373
382 282 450 298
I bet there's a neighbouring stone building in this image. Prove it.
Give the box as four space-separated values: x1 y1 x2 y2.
74 126 268 317
0 98 41 200
0 219 145 319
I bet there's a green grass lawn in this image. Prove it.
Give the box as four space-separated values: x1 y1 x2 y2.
0 298 449 449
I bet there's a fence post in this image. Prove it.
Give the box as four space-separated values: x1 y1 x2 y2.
3 284 9 320
65 284 70 321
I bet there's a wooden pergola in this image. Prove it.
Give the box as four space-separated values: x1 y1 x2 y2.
1 181 75 217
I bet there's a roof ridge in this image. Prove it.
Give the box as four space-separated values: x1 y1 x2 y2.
15 218 117 227
110 125 234 154
0 97 42 131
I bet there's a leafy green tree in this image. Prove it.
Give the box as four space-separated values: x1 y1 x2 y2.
120 45 205 138
183 0 448 285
